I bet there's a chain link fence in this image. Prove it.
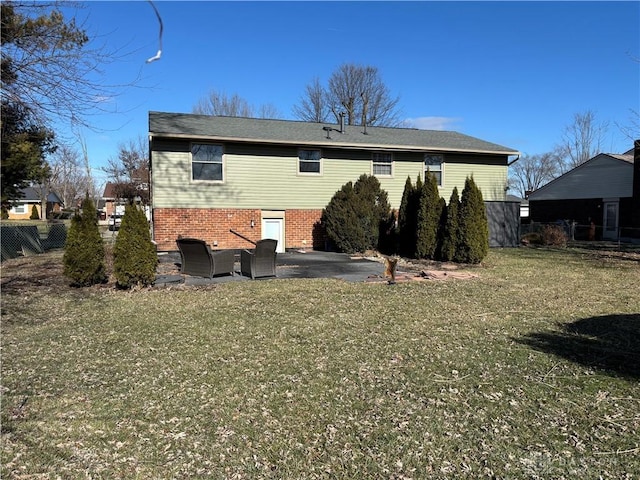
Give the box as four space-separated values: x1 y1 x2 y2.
1 223 68 262
522 221 640 244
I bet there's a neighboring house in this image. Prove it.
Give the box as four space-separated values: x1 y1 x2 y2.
528 144 640 240
101 182 120 218
101 168 150 219
6 187 63 220
149 112 521 252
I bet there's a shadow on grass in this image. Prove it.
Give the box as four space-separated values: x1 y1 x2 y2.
517 314 640 380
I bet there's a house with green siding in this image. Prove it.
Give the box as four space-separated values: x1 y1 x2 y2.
149 112 520 252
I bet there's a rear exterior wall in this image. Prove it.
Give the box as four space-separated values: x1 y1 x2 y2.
151 138 510 251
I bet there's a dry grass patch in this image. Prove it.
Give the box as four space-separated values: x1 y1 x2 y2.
1 246 639 478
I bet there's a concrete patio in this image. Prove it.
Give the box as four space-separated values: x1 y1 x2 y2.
154 250 389 287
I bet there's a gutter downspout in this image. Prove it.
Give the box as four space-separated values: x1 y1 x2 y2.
508 154 520 166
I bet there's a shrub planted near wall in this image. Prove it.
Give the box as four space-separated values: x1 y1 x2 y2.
30 205 39 220
456 176 489 264
415 172 442 260
439 187 461 261
397 176 418 257
322 174 391 254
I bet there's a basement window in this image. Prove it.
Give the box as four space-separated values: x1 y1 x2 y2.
191 143 223 182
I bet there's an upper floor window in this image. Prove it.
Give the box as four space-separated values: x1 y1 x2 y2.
191 143 223 182
372 152 393 176
424 154 443 186
298 149 321 174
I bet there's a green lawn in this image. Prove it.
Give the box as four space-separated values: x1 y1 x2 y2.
1 247 639 478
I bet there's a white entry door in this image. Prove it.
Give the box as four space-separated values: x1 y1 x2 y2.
603 201 619 240
262 218 285 253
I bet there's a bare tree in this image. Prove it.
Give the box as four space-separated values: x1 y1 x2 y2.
509 152 562 197
557 110 609 172
102 136 149 204
292 77 329 123
1 1 139 131
294 64 402 127
48 143 91 209
193 90 280 119
616 108 640 145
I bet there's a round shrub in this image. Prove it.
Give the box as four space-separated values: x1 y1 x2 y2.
541 224 568 247
322 174 391 254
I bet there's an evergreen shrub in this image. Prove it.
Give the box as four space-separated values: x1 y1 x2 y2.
322 174 391 253
30 205 39 219
439 187 460 261
415 172 441 259
456 176 489 264
113 203 157 289
63 197 107 286
397 176 418 257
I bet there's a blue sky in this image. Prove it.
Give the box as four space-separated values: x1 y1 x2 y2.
65 1 639 184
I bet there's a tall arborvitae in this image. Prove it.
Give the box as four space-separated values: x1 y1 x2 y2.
63 196 107 286
113 203 157 289
439 187 461 261
415 171 441 259
435 197 447 260
397 176 415 256
456 176 489 264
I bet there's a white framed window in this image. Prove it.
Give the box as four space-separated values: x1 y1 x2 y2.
424 154 444 186
11 203 27 214
191 143 223 182
298 149 322 174
372 152 393 176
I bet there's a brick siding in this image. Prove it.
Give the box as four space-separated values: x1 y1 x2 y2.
153 208 327 251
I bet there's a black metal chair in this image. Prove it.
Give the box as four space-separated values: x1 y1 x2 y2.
240 239 277 279
176 238 235 278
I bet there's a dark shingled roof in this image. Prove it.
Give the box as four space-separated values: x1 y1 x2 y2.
149 112 519 155
16 187 63 204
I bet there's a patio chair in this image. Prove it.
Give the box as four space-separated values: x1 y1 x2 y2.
240 238 277 279
176 238 235 278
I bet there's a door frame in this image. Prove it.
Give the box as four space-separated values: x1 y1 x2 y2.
602 199 619 241
261 210 285 253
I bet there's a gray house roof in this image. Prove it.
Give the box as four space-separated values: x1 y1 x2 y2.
149 112 519 156
528 153 634 201
15 187 63 204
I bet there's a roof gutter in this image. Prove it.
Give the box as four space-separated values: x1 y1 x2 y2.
508 154 521 166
